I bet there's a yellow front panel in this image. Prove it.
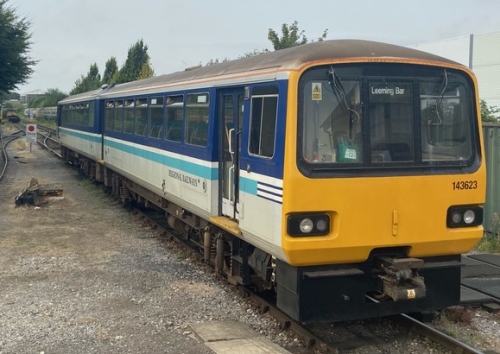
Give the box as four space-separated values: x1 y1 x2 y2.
282 173 485 266
281 68 486 267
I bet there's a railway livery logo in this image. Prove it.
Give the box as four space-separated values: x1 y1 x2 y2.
167 169 207 193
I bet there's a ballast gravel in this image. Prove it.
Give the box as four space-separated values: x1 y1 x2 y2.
0 133 499 354
0 143 277 353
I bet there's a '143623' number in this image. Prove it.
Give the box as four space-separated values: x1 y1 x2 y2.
452 180 478 190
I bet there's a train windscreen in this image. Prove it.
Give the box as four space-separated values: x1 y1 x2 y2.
299 64 477 174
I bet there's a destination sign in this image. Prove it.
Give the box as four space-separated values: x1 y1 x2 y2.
369 82 411 103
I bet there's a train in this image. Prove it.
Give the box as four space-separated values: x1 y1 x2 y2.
57 39 486 323
1 108 21 123
25 107 57 120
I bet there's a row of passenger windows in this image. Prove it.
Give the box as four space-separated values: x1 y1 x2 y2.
60 86 279 158
104 92 209 147
61 102 95 127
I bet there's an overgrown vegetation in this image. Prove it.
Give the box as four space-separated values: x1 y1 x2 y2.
476 233 500 253
475 212 500 253
432 307 475 339
432 307 497 349
481 99 500 123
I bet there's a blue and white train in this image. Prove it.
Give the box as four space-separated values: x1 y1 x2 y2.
58 40 486 322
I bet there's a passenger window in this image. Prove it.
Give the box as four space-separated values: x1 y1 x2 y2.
88 101 95 127
114 100 124 132
166 95 184 142
123 100 135 134
104 101 115 130
134 98 148 136
186 93 209 146
148 96 164 139
249 86 278 158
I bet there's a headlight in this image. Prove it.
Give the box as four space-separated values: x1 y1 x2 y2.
447 206 482 228
299 218 314 233
287 213 330 236
451 212 462 224
463 210 476 224
316 218 328 232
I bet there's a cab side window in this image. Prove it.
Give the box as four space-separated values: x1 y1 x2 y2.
249 86 278 158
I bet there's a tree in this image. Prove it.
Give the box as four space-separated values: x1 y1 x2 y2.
27 88 66 108
0 91 20 102
268 21 328 51
115 39 152 84
0 0 37 93
480 99 500 123
70 63 101 95
29 95 45 108
136 58 155 80
102 57 118 85
42 88 67 107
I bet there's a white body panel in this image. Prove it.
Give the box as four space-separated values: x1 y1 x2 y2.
238 170 286 260
59 127 102 160
103 137 217 218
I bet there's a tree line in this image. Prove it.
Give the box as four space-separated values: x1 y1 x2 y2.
68 39 154 96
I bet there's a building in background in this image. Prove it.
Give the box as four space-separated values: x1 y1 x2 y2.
20 89 45 105
410 31 500 109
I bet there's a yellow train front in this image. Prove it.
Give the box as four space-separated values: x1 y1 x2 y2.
275 42 485 322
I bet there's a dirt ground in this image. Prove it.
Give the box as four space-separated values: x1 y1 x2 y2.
0 133 225 353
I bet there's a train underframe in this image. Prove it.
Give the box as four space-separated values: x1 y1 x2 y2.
63 147 463 323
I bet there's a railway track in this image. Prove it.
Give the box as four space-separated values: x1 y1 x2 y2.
11 122 62 158
0 124 26 182
1 122 60 188
460 254 500 313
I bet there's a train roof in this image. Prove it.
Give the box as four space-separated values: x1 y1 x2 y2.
59 39 461 104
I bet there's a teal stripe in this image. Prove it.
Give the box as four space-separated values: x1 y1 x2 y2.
105 139 217 180
240 177 258 195
61 128 100 143
60 128 217 180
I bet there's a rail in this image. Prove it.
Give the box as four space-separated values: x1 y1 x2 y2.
0 127 25 182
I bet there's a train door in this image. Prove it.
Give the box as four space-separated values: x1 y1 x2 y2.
98 100 105 161
219 89 244 219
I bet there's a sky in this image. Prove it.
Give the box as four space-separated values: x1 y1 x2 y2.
11 0 500 95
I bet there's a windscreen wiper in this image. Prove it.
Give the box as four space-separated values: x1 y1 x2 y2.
328 67 360 123
433 69 449 125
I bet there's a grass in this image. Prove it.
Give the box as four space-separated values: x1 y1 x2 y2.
433 307 475 340
433 307 491 349
437 307 474 325
475 232 500 253
34 118 57 130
